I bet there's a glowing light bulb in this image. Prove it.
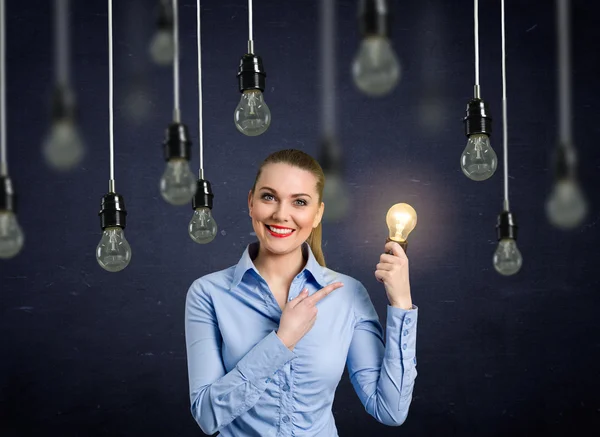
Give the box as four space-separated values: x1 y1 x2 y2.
545 178 587 230
149 28 174 66
386 203 417 243
493 238 522 276
0 211 25 259
189 207 217 244
42 118 85 171
460 133 498 181
322 172 350 222
160 158 197 206
96 226 132 272
352 36 400 97
234 89 271 136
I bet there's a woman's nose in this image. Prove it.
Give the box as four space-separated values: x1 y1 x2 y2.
272 202 290 221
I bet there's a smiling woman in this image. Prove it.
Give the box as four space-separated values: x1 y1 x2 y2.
184 149 419 437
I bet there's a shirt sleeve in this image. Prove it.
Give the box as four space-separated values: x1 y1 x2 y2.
346 281 418 426
185 279 297 435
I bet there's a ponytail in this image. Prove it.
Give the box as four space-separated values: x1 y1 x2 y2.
307 222 325 267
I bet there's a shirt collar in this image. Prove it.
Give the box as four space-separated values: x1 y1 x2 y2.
231 241 327 290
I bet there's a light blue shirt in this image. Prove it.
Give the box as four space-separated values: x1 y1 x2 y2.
185 242 418 436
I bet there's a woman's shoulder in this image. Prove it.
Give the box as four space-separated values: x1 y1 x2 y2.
187 265 237 297
320 266 364 291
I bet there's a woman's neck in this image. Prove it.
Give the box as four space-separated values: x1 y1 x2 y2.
253 244 306 286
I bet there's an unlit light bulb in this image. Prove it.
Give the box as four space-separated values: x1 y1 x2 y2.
0 211 25 259
160 158 197 205
149 29 174 66
460 133 498 181
234 89 271 136
189 207 217 244
43 119 85 171
545 178 587 229
493 238 522 276
96 226 132 272
385 203 417 243
352 36 400 97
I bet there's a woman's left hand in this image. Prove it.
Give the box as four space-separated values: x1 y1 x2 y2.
375 241 412 310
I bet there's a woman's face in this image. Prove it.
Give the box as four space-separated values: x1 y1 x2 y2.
248 163 324 257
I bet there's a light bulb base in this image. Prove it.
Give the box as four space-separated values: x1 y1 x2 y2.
156 0 173 30
386 237 407 254
238 54 266 92
192 179 214 210
51 83 77 121
163 122 192 161
552 142 577 180
464 98 492 137
0 176 17 213
318 136 343 173
99 192 128 230
359 0 391 37
496 211 518 241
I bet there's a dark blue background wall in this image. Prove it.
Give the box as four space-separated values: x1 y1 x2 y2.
1 1 599 436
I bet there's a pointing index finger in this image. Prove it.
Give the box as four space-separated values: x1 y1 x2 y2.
306 282 344 305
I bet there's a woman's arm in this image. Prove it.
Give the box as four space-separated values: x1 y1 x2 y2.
185 279 296 435
346 282 418 426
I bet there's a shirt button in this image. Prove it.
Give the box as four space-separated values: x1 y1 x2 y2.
283 384 290 391
403 329 409 336
405 317 412 325
266 378 271 383
413 357 417 365
402 343 408 350
282 415 290 423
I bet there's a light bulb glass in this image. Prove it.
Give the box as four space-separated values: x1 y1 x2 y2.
545 178 588 230
96 226 132 272
42 119 85 171
0 211 25 259
189 207 218 244
234 89 271 136
460 133 498 181
322 172 350 222
149 29 174 66
385 203 417 242
352 36 400 97
493 238 522 276
160 158 197 206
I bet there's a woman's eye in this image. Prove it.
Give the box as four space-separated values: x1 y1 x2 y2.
294 199 307 206
261 193 275 201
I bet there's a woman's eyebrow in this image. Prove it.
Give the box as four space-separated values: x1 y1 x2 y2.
259 186 312 199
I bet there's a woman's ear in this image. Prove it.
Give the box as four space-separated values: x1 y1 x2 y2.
313 201 324 228
248 190 254 216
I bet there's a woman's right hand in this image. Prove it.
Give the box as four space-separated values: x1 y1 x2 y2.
276 282 344 351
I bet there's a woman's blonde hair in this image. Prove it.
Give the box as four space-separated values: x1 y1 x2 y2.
251 149 326 266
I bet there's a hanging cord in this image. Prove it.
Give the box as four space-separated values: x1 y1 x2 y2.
108 0 115 192
0 0 6 177
197 0 204 179
56 0 69 86
557 0 571 146
173 0 181 122
248 0 254 54
501 0 509 211
321 0 335 139
474 0 480 98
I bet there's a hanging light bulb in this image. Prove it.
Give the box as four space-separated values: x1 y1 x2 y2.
235 53 271 136
149 0 174 66
352 0 400 97
97 193 132 272
385 203 417 253
461 99 497 181
43 85 84 171
318 137 349 222
189 179 217 244
160 123 197 205
493 210 522 276
0 177 24 259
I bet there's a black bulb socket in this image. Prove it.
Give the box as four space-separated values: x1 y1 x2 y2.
192 179 214 210
496 211 518 241
99 193 128 230
359 0 391 37
156 0 173 29
51 84 77 121
386 237 408 254
318 136 343 174
163 122 192 161
0 176 17 213
238 54 266 92
464 98 492 137
552 142 577 180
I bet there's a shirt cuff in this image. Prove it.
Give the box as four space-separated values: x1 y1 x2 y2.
385 305 418 359
236 330 297 383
